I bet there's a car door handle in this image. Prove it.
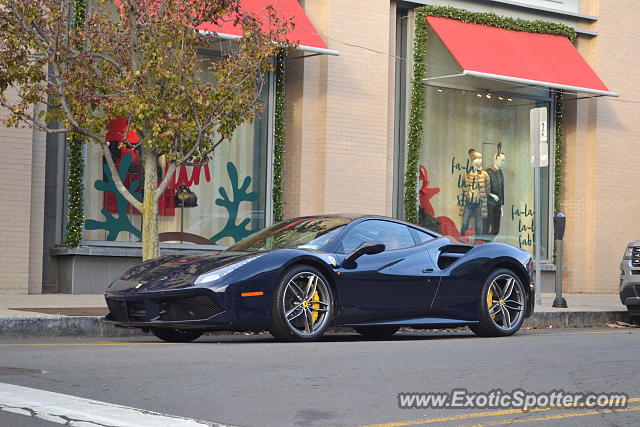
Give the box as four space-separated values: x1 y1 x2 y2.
423 268 434 273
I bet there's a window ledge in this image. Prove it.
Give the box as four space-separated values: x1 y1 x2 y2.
51 244 228 258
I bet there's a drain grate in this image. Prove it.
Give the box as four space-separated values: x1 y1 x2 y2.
0 367 42 376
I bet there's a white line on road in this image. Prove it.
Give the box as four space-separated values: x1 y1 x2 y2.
0 382 229 427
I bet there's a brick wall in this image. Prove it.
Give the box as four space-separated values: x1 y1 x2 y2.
0 88 45 294
562 0 640 292
285 0 394 217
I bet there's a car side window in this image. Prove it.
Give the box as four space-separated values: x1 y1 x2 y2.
340 220 415 253
410 227 435 244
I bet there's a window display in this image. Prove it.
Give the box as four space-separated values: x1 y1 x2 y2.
417 86 550 258
82 54 271 245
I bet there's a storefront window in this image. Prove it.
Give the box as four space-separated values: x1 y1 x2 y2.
82 53 271 246
417 86 551 258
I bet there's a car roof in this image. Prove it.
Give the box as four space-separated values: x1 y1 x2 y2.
289 214 441 237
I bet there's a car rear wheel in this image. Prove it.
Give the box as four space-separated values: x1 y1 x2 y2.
269 265 334 342
469 269 526 337
354 326 400 339
150 327 203 343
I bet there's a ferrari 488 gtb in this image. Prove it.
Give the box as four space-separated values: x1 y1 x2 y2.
105 215 534 342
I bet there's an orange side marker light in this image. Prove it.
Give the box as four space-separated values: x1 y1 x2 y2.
241 291 264 297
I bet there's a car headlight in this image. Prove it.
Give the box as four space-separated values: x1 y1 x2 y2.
623 247 634 260
194 256 258 285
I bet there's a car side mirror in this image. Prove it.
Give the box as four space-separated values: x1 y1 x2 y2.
345 241 385 264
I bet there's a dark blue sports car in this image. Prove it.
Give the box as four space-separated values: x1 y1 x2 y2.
105 214 534 342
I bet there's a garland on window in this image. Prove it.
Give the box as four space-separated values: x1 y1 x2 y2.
272 50 286 222
404 5 576 223
64 0 87 248
554 93 565 213
553 93 565 263
403 8 429 224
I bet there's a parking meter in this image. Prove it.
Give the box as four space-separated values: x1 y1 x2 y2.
553 212 568 307
554 212 566 241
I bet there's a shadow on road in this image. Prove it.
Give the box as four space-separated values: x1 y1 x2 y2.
116 329 484 345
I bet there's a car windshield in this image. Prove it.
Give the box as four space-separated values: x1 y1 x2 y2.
227 217 351 251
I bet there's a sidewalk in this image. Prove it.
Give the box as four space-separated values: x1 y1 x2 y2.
0 293 632 337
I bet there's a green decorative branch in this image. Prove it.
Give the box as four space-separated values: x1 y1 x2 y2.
273 50 286 222
64 134 85 247
415 5 576 42
403 8 429 224
553 93 565 263
64 0 87 247
85 153 142 241
404 5 576 223
554 93 565 213
210 162 258 244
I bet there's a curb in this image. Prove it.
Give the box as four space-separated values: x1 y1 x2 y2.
0 317 145 338
0 311 632 338
524 310 630 329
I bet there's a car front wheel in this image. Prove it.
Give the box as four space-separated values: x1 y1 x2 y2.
469 269 526 337
269 265 334 342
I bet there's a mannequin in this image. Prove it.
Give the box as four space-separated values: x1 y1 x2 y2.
486 150 506 240
460 149 491 240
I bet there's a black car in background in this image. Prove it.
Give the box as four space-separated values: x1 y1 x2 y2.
105 215 534 342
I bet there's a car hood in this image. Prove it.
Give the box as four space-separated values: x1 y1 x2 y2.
106 251 258 293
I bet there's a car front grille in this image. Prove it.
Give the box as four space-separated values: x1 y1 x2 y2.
632 247 640 267
160 295 223 321
107 294 222 322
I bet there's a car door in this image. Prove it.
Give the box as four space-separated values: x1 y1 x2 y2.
335 220 441 323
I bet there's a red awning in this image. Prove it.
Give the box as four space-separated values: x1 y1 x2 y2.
198 0 339 56
426 16 617 97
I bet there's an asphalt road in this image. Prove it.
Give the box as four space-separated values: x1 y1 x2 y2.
1 327 639 427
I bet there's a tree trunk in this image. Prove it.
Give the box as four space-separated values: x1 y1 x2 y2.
141 146 159 260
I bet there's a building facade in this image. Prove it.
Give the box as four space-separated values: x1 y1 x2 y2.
0 0 638 294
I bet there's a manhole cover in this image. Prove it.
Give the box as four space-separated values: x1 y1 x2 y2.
0 367 42 376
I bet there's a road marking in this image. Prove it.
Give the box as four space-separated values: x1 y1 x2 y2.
457 404 640 426
361 398 640 427
0 382 228 426
0 330 635 348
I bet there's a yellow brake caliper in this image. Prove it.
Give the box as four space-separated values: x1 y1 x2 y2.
311 291 321 323
487 287 497 318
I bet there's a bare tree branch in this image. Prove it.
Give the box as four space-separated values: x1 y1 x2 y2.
153 161 177 203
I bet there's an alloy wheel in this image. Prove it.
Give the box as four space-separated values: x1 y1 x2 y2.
486 273 525 331
282 271 331 337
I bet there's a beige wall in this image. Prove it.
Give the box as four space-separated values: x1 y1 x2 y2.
562 0 640 292
286 0 638 294
0 88 45 294
284 0 395 218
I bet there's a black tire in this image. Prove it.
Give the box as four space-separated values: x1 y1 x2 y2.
353 325 400 339
469 268 526 337
150 327 203 343
627 310 640 325
269 265 334 342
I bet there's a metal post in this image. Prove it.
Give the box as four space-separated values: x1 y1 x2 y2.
180 204 184 244
553 212 568 307
553 239 568 307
